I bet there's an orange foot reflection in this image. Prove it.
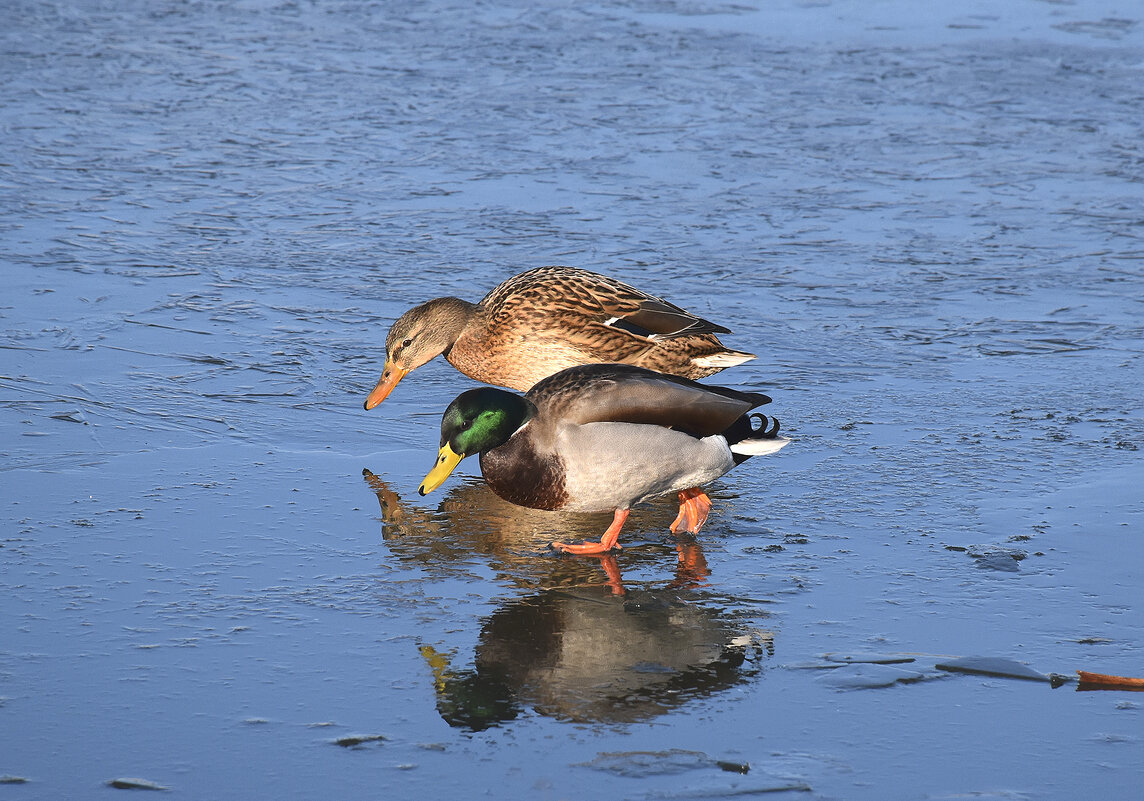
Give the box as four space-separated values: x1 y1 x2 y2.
597 554 626 596
671 539 710 588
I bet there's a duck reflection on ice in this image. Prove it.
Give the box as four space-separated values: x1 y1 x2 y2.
420 587 772 729
361 470 774 729
362 468 710 593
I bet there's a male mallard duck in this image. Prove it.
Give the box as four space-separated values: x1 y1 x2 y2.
364 266 755 409
417 363 789 554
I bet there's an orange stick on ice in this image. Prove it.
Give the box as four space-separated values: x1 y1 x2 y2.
1076 671 1144 691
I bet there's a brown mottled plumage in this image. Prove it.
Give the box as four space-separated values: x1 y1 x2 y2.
363 266 755 409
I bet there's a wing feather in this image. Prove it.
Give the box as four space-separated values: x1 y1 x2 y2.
482 266 732 340
528 364 770 438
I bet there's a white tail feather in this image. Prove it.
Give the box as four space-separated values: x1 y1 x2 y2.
730 435 791 457
691 350 756 369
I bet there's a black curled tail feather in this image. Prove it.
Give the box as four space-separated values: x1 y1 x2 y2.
726 413 781 465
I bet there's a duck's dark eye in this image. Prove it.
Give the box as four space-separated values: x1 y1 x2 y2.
402 338 413 348
460 420 471 430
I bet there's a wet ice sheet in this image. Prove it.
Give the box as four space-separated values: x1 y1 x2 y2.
3 0 1144 799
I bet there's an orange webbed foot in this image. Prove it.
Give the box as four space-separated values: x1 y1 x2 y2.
551 539 622 555
551 509 629 555
669 488 713 535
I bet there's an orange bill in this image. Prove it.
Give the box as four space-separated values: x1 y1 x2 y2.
363 361 408 410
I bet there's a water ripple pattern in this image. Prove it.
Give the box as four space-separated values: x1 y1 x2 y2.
1 2 1142 800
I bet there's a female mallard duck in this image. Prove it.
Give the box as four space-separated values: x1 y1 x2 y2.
364 266 755 410
417 363 789 554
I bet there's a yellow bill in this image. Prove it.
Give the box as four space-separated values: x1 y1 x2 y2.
363 360 409 410
418 442 464 496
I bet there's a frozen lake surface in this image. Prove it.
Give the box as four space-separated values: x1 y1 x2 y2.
2 1 1143 798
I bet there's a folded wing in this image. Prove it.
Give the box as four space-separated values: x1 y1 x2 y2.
528 364 770 438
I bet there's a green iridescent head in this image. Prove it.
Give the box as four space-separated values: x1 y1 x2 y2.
418 388 536 496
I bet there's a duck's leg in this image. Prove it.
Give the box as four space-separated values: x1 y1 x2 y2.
669 488 712 535
552 509 629 555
